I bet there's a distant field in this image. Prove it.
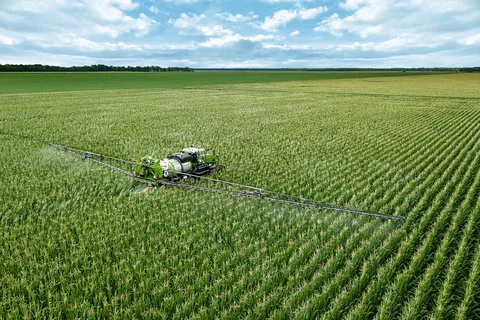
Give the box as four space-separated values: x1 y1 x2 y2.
0 71 435 94
1 73 479 318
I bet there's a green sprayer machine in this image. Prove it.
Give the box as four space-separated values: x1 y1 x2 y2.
132 146 221 181
48 142 405 223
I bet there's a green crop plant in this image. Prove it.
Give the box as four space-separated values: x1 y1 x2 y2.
455 241 480 320
375 122 480 319
432 198 480 319
1 72 479 318
400 152 480 319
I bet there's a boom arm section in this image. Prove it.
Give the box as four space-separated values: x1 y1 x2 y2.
48 143 405 223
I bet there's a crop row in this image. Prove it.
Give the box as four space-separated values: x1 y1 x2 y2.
2 74 480 318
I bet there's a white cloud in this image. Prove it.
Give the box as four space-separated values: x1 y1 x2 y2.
216 12 258 22
168 12 278 48
0 34 20 45
42 36 144 52
200 33 276 48
198 25 233 37
109 0 139 11
134 13 157 37
260 10 298 32
260 34 452 53
339 0 369 11
0 0 479 68
259 6 328 32
298 7 328 19
149 6 159 14
164 0 200 3
262 0 314 3
200 34 243 47
458 34 480 46
93 13 156 38
168 13 206 29
316 0 480 40
331 37 439 52
0 0 157 39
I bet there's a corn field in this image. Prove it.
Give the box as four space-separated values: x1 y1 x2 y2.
1 73 479 318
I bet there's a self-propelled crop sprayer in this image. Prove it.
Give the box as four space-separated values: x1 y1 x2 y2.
47 142 405 223
132 146 221 181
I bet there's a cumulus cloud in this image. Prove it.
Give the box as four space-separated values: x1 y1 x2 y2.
0 0 157 40
168 13 206 29
316 0 480 40
0 0 479 67
41 36 145 52
298 7 328 20
163 0 200 3
458 34 480 46
262 0 314 3
149 6 159 14
216 12 258 22
259 6 328 32
339 0 369 11
0 34 20 45
168 13 277 49
260 10 298 32
198 25 233 37
200 33 276 48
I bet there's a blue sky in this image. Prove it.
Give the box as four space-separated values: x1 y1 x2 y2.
0 0 479 68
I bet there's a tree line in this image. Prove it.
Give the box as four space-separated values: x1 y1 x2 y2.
0 64 194 72
197 67 480 72
1 64 478 73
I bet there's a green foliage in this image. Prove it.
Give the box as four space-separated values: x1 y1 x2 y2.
0 64 194 73
0 71 430 94
0 73 479 318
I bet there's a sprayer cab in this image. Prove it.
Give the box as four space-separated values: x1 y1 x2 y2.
181 147 218 165
133 146 222 181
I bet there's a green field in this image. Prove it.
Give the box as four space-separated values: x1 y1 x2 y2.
0 71 432 94
1 72 479 318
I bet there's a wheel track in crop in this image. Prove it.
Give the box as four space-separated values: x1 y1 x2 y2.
343 112 480 319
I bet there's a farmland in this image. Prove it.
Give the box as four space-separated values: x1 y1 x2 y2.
1 72 479 318
0 71 430 94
